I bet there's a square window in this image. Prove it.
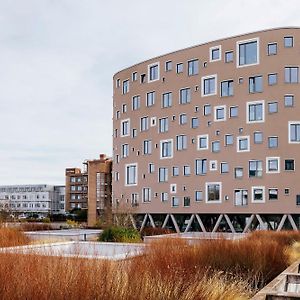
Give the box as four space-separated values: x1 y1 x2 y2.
197 134 209 150
191 117 199 128
284 36 294 48
215 106 226 121
249 76 263 93
221 80 234 97
268 43 277 55
165 61 172 72
210 46 221 61
268 73 277 85
268 102 278 114
234 167 243 178
225 134 234 146
229 106 238 118
237 136 250 152
269 188 278 200
247 101 264 123
225 51 233 63
284 95 294 107
212 141 220 153
268 136 278 148
179 88 191 104
285 67 299 83
252 187 265 203
204 104 212 116
234 189 248 206
195 191 203 201
206 182 221 203
202 75 217 96
266 157 280 173
238 39 258 67
176 63 183 73
254 132 263 144
285 159 295 171
220 162 229 173
249 160 263 177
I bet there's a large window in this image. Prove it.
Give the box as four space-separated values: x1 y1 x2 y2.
162 92 172 108
249 160 263 177
160 139 173 159
249 75 263 93
234 190 248 206
176 135 187 151
289 122 300 143
142 187 151 202
125 164 137 186
146 91 155 107
195 159 207 175
285 67 299 83
140 117 149 132
188 59 199 76
237 39 258 66
158 167 168 182
179 88 191 104
206 182 221 203
143 140 152 155
202 75 217 96
221 80 234 97
148 63 159 82
247 101 264 123
159 117 169 133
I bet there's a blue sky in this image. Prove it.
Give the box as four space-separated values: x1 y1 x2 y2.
0 0 299 185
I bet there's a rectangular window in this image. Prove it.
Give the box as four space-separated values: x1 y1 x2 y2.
225 134 234 146
149 163 155 174
125 164 137 186
158 167 168 182
162 92 172 108
284 95 294 107
142 187 151 202
234 189 248 206
214 105 226 121
140 74 146 83
289 122 300 143
172 166 179 176
268 102 278 114
249 160 263 177
132 72 137 81
131 128 137 138
203 104 211 116
172 196 179 207
221 80 234 97
183 196 190 207
229 106 238 118
237 136 250 152
176 63 183 73
285 159 295 171
268 73 277 85
210 46 221 61
254 132 263 144
252 186 265 203
225 51 233 63
202 75 217 96
179 88 191 104
161 192 168 202
266 157 280 173
159 117 169 133
160 139 173 159
191 117 199 128
284 36 294 48
249 76 263 93
195 191 203 202
176 135 187 151
238 39 258 66
195 159 207 175
122 144 129 158
122 80 129 94
235 167 243 178
269 188 278 200
188 59 199 76
121 119 130 136
197 134 208 150
122 104 127 113
148 63 159 82
140 117 149 131
165 61 172 72
268 43 277 55
212 141 220 153
179 113 187 125
220 162 229 173
146 91 155 107
132 95 140 110
206 182 221 203
143 140 152 155
247 101 264 123
285 67 299 83
268 136 278 148
183 166 191 176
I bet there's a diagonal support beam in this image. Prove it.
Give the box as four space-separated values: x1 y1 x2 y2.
148 214 156 228
195 214 207 232
162 214 170 228
224 214 236 233
243 214 255 233
184 214 194 233
129 214 137 230
212 214 224 233
170 214 180 233
255 214 265 229
277 214 287 231
288 214 298 230
140 214 148 232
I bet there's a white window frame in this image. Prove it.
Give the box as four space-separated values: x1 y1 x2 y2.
201 74 217 97
237 136 250 152
266 157 280 174
160 139 173 159
214 105 226 122
209 160 218 171
120 119 130 137
147 62 160 83
288 121 300 144
197 134 209 151
251 186 265 203
170 184 177 194
205 182 222 204
125 163 138 187
246 100 265 124
209 45 222 62
236 37 260 68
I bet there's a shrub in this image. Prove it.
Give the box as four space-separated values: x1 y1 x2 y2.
140 226 174 238
0 227 30 247
99 226 142 243
20 223 53 231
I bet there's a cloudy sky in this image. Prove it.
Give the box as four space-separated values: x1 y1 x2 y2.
0 0 299 185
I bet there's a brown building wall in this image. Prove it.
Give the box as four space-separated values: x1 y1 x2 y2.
112 27 300 215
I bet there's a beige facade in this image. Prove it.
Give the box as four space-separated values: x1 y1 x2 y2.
112 27 300 232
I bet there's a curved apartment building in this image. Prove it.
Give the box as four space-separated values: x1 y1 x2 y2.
113 27 300 232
